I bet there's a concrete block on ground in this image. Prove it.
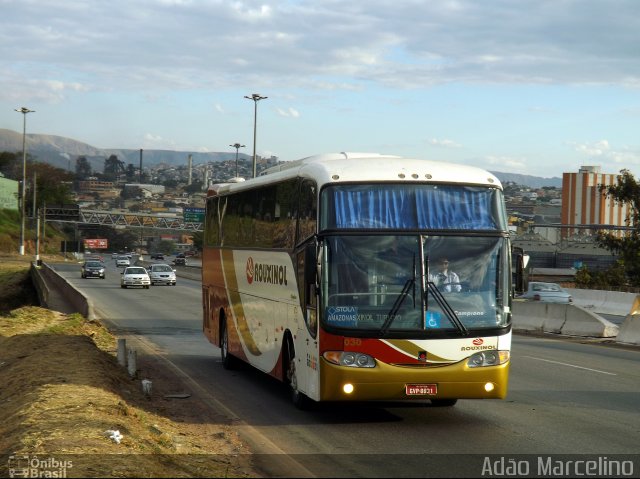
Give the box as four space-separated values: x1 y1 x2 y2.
616 315 640 346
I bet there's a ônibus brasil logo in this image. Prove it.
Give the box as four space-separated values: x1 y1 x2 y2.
246 257 288 286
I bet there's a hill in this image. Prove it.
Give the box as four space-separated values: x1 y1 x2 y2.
491 171 562 189
0 128 244 173
0 128 562 187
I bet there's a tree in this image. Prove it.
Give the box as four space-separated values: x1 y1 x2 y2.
126 163 137 182
26 163 74 214
103 155 125 181
156 239 176 255
183 180 203 194
191 231 203 252
75 156 92 180
597 169 640 286
0 151 36 180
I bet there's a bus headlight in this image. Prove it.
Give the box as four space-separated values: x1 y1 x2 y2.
466 350 509 368
323 351 376 368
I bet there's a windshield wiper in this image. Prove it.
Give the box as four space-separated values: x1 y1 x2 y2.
380 254 418 335
426 282 469 336
380 277 415 335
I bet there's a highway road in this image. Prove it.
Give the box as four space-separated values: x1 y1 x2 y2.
52 260 640 477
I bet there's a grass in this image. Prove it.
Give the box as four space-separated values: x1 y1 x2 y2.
0 253 258 477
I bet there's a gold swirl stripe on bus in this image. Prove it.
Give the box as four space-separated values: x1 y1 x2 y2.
221 249 262 356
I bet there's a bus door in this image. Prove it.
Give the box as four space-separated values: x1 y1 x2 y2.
294 241 320 401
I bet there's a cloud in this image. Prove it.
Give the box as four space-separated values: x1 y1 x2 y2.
276 107 300 118
142 133 178 150
2 0 639 97
571 140 611 157
428 138 462 148
569 140 640 173
483 155 528 172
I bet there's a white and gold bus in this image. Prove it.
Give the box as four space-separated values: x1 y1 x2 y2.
202 153 522 408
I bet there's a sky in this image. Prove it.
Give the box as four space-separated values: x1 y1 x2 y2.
1 0 639 179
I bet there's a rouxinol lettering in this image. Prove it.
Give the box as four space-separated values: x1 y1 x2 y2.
254 263 288 285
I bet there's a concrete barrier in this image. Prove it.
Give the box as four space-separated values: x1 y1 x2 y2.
30 262 50 306
31 262 95 319
566 288 638 316
617 316 640 345
616 296 640 346
512 300 619 338
30 262 637 344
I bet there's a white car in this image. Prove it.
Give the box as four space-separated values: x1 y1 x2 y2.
116 255 130 267
148 264 177 286
519 281 573 304
120 266 151 289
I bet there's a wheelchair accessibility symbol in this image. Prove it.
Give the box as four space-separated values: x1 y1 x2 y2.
425 311 441 328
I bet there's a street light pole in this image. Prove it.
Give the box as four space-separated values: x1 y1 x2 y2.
229 143 246 178
14 107 35 256
244 93 267 178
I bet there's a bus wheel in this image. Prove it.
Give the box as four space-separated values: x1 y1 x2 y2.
284 338 309 409
220 317 236 370
430 399 458 407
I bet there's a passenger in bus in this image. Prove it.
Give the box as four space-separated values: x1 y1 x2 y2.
429 258 462 292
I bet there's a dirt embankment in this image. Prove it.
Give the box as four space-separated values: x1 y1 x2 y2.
0 254 259 478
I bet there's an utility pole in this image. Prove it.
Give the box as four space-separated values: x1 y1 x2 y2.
14 107 35 255
32 171 37 219
229 143 246 178
244 94 267 178
35 208 41 265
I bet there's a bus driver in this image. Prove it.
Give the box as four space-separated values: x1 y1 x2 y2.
429 258 462 292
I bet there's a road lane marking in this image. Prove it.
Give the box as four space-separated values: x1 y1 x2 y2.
523 356 617 375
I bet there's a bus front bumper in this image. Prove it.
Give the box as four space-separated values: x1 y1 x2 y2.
319 358 509 402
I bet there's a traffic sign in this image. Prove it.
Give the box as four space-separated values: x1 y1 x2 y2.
183 207 205 223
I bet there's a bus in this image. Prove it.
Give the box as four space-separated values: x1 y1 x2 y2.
202 152 523 408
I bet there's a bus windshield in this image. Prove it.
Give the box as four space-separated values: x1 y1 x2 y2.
321 184 507 230
321 234 509 334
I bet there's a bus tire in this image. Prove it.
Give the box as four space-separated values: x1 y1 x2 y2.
430 398 458 407
220 316 237 370
284 337 310 409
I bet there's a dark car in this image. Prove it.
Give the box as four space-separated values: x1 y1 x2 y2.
173 253 187 266
150 253 165 260
81 261 106 279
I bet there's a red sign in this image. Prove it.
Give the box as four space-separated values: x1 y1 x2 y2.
84 239 108 249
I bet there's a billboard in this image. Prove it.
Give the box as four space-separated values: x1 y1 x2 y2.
84 238 108 249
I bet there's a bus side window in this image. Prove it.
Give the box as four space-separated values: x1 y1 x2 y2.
297 244 317 338
297 179 317 244
205 197 219 246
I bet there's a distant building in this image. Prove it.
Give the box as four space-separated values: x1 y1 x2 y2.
0 175 19 210
124 183 165 196
561 166 629 238
77 179 115 192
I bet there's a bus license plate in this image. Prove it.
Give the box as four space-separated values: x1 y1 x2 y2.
405 384 437 396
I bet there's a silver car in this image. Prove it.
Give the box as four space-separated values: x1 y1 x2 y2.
120 266 151 289
116 255 130 267
149 264 177 286
519 282 573 304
